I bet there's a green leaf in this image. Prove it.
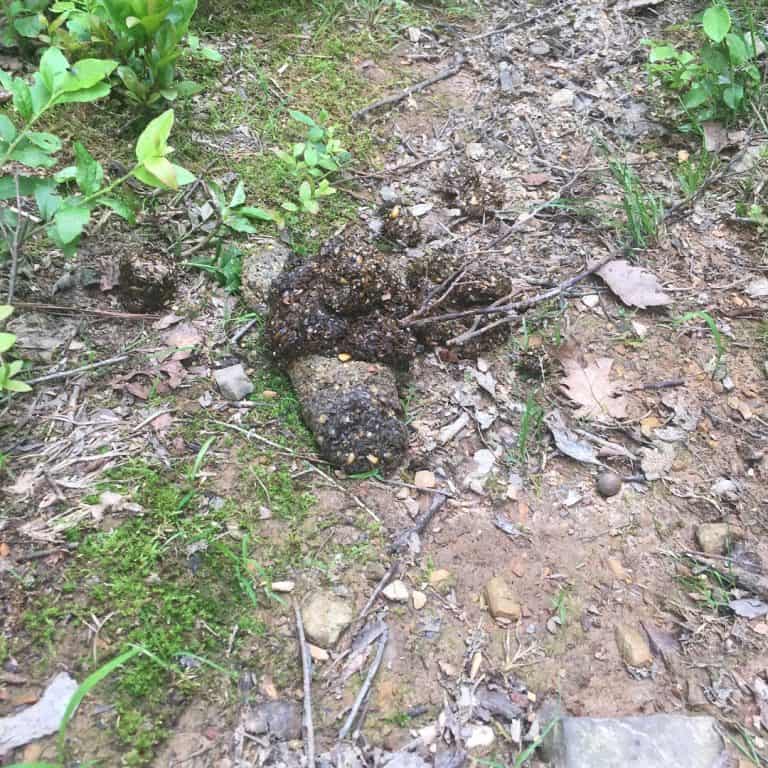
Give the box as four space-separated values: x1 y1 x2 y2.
0 332 16 353
10 144 57 168
298 181 312 203
54 204 90 244
74 141 103 196
723 83 744 110
0 175 39 199
302 198 320 214
39 46 70 92
225 215 258 233
14 13 43 37
100 196 136 223
27 131 62 153
281 201 298 212
240 206 274 222
7 359 23 377
57 58 117 93
308 125 324 143
702 5 730 44
683 85 708 108
725 33 749 65
200 45 222 61
172 164 195 186
0 116 16 143
289 109 316 127
135 109 174 163
304 144 318 167
229 180 246 208
141 155 179 188
3 378 32 393
292 142 305 158
316 155 338 172
34 181 61 220
11 79 33 120
0 305 14 323
53 81 111 105
649 45 678 62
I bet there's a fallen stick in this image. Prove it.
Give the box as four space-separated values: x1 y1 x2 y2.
352 56 465 120
25 354 129 385
390 491 448 554
13 302 159 321
295 605 316 768
685 552 768 602
404 255 613 330
230 317 260 346
338 627 388 739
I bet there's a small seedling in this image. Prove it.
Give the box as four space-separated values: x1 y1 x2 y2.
607 156 663 248
515 391 544 465
274 109 350 215
676 150 716 198
187 243 244 294
677 310 726 368
0 305 31 395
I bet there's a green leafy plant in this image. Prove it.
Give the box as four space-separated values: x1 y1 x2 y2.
187 242 243 294
274 109 350 215
676 150 716 198
220 535 286 608
515 390 543 465
1 53 194 267
208 179 278 233
645 3 763 128
0 305 31 395
0 0 50 48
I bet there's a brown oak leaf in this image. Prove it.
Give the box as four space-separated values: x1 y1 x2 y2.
560 357 627 421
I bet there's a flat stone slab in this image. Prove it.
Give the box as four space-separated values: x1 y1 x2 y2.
548 714 724 768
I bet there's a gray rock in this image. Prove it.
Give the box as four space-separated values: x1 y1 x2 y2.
383 751 431 768
250 700 302 740
545 714 724 768
241 240 292 309
498 62 522 92
302 591 354 648
696 523 742 555
380 185 398 204
614 624 652 666
214 364 254 401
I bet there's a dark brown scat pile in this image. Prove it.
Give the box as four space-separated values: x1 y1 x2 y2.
439 158 505 220
265 228 418 368
288 355 408 473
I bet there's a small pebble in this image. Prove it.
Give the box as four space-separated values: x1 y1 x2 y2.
597 471 622 498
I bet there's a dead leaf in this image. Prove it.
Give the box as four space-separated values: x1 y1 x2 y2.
0 542 10 557
150 412 173 434
560 357 628 420
153 312 182 330
544 410 600 465
8 471 37 496
162 322 201 350
640 441 676 480
702 121 728 153
746 277 768 299
597 260 672 309
614 0 663 9
521 173 551 187
125 381 151 400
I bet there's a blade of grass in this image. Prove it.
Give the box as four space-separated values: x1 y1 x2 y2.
56 646 143 758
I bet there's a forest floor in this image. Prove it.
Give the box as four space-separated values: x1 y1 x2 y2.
1 0 768 766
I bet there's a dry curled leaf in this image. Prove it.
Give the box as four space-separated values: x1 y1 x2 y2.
560 357 627 421
544 410 600 465
597 260 672 309
614 0 664 9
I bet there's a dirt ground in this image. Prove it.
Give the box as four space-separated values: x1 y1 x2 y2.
1 1 768 766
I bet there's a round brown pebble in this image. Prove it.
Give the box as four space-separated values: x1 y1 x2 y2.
597 471 622 498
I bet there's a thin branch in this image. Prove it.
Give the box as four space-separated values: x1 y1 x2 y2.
12 302 160 321
295 605 315 768
404 255 614 330
338 627 388 740
25 354 129 385
7 174 22 303
352 56 465 120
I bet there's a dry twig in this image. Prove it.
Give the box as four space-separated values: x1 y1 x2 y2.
295 605 316 768
353 56 465 120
